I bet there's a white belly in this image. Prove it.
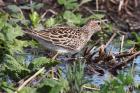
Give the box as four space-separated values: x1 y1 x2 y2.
36 38 74 54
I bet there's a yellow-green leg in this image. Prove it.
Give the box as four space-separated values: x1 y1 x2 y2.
51 52 59 78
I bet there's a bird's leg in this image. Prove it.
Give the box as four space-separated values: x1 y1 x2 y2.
51 52 59 78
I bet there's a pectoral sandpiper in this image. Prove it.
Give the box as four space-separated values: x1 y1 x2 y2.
16 20 101 92
24 20 101 55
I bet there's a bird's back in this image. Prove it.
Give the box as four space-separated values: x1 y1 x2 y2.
23 26 88 53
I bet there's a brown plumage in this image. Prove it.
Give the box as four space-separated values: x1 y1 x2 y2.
24 20 101 54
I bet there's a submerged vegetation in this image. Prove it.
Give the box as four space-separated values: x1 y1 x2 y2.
0 0 140 93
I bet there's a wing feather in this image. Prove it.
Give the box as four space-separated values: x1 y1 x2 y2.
23 27 82 51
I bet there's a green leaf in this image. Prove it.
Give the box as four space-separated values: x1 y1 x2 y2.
30 2 44 10
9 13 25 21
20 2 44 10
45 18 56 27
29 11 40 27
131 32 140 42
42 78 59 87
28 57 59 71
19 5 31 10
80 0 92 5
49 85 63 93
19 87 37 93
7 5 21 13
8 39 28 54
117 73 133 85
127 40 135 45
0 13 8 30
0 81 15 93
34 3 44 9
88 14 105 20
115 85 125 93
4 54 30 72
57 0 78 9
0 23 25 54
38 78 68 93
57 0 65 5
63 11 84 25
3 54 30 79
1 24 23 42
66 62 87 93
0 33 5 41
65 0 78 9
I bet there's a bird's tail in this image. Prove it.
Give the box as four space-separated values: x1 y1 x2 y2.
22 28 39 36
22 28 33 34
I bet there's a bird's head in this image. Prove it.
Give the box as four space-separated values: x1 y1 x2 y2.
85 20 101 33
80 20 102 42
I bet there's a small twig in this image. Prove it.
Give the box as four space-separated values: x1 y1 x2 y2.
99 45 105 57
15 53 58 92
108 26 127 36
51 52 59 78
83 85 100 91
120 35 124 53
84 46 97 62
115 52 135 58
105 33 116 48
72 0 92 12
84 46 96 55
134 0 138 7
0 0 5 6
61 57 84 61
110 0 117 4
84 7 106 14
84 7 94 14
130 58 135 76
38 9 58 24
125 51 140 63
17 76 30 85
123 0 134 17
118 0 124 12
41 9 57 19
124 6 134 17
15 67 45 93
52 52 59 60
14 0 17 3
109 51 140 72
124 0 129 7
96 0 99 11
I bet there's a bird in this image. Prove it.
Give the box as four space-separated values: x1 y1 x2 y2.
23 20 101 56
16 20 101 92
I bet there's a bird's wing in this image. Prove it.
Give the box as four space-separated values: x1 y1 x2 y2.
23 27 82 51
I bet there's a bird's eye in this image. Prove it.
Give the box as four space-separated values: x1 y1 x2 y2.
97 22 101 25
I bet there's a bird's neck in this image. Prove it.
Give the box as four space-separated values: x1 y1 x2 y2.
82 25 96 39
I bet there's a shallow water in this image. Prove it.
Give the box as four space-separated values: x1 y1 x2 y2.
87 42 140 86
134 56 140 85
24 41 140 87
